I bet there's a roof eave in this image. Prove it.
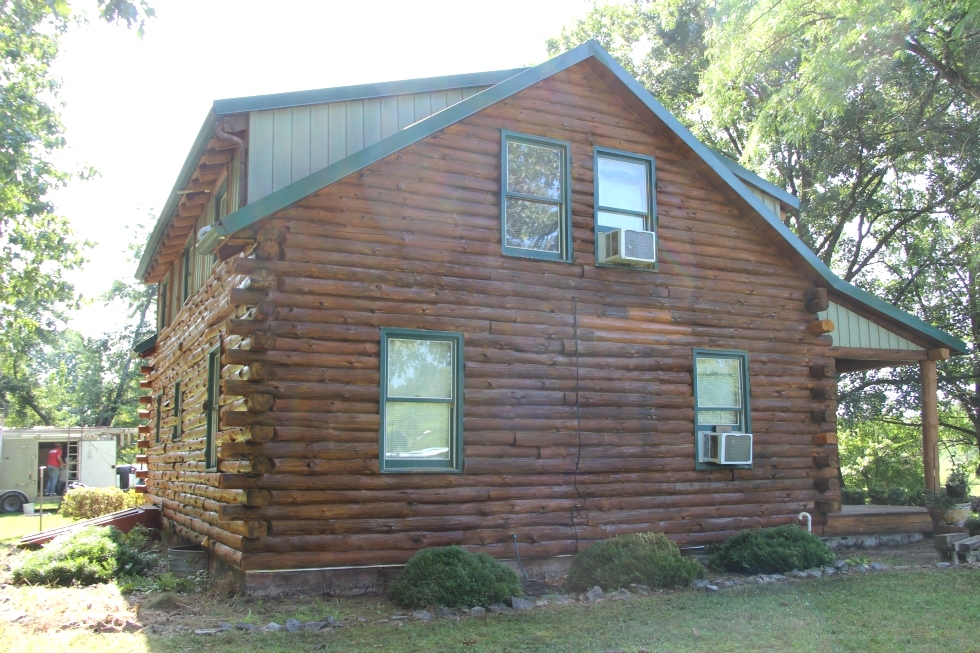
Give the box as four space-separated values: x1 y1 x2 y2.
135 109 217 281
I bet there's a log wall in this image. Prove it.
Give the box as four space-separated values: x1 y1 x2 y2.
143 60 840 572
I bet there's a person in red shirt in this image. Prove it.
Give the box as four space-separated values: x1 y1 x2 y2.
44 447 63 496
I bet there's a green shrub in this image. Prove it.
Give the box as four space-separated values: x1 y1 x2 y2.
841 488 868 505
566 532 705 592
867 486 925 507
59 487 142 520
712 525 836 574
389 546 522 608
965 515 980 537
12 525 157 586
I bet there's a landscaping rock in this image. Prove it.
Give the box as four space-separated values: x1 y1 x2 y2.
551 594 571 604
193 629 218 636
608 588 632 600
285 619 303 632
534 599 549 607
806 568 823 578
468 607 486 616
629 584 651 595
390 615 409 621
435 607 455 618
235 623 256 631
834 559 849 571
412 610 433 621
217 623 233 632
262 622 283 632
586 586 605 603
936 562 951 568
304 621 328 631
489 603 512 614
771 574 786 581
869 562 890 571
852 564 869 572
822 567 837 576
510 597 534 611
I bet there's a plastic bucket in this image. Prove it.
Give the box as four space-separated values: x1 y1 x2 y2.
168 545 209 577
22 503 34 515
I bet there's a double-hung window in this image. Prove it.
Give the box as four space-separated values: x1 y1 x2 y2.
172 381 183 441
693 349 751 467
205 345 221 469
594 148 657 266
501 131 571 262
380 329 464 472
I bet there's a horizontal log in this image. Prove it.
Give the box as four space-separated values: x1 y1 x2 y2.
812 454 839 469
804 288 829 313
806 319 835 336
815 500 842 514
813 477 839 493
812 432 838 446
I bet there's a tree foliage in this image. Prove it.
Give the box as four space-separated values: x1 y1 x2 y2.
0 0 152 424
551 0 980 468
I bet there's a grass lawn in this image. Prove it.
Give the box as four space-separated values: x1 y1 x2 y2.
0 509 74 545
1 566 977 653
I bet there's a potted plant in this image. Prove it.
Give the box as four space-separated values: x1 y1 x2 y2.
945 465 970 500
925 488 958 524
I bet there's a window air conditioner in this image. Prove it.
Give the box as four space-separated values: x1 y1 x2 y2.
599 228 656 265
698 432 753 465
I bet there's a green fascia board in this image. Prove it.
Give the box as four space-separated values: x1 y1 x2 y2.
197 39 968 356
135 110 217 280
710 149 800 210
212 68 529 116
132 333 157 355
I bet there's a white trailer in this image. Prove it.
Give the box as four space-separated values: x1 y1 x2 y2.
0 427 136 513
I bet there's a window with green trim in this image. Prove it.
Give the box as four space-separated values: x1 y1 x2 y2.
155 394 162 444
181 244 192 304
693 349 751 467
380 328 463 472
172 381 183 441
501 131 571 262
594 148 657 266
158 278 170 330
205 345 220 469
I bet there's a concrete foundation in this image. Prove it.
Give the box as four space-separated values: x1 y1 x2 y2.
232 554 575 598
825 531 924 550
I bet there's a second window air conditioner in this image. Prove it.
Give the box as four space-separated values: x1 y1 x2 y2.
698 432 753 465
599 228 657 265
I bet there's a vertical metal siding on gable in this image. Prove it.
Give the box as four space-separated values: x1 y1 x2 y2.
818 301 923 350
246 85 491 204
749 187 782 222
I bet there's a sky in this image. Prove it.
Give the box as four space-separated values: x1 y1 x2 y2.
50 0 597 336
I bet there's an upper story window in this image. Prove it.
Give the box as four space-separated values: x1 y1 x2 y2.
594 148 657 268
501 131 572 262
380 328 464 473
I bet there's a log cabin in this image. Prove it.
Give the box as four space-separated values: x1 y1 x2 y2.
133 41 967 595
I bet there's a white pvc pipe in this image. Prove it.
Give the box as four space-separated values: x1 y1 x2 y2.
798 511 812 533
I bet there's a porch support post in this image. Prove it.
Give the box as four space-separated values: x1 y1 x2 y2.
920 359 939 490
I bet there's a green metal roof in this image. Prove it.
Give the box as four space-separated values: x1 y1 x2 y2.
213 68 528 115
711 149 800 210
188 40 965 355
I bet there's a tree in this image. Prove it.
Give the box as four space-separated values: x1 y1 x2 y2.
550 0 980 469
0 0 153 424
